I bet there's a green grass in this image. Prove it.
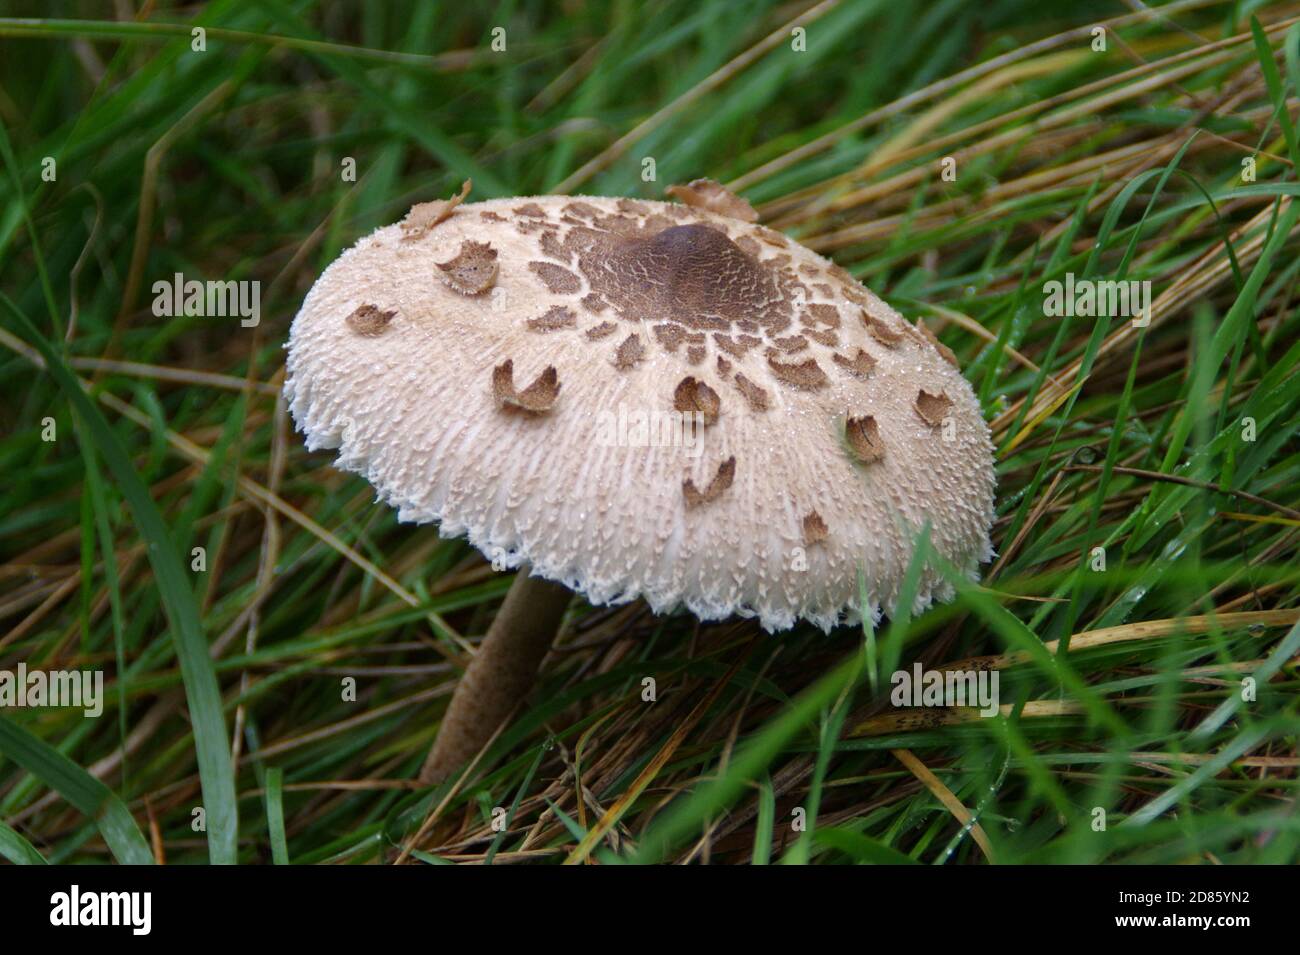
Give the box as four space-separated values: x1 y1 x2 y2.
0 0 1298 864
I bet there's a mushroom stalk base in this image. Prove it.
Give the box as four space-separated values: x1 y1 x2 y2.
419 568 572 785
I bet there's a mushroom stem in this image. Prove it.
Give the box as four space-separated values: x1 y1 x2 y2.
419 567 572 785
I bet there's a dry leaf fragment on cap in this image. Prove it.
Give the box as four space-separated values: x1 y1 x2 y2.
345 303 395 337
846 415 886 464
665 178 758 222
683 456 736 508
437 240 498 295
673 376 721 425
401 179 472 240
914 389 953 427
492 359 560 413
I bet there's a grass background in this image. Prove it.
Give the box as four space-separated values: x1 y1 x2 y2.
1 0 1298 865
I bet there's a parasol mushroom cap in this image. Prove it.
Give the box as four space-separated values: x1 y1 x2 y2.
285 186 995 632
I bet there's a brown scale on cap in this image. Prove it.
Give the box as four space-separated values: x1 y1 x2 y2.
915 319 960 367
733 373 771 411
685 345 707 365
437 240 498 295
665 178 758 222
712 333 762 359
915 389 953 427
766 351 829 390
863 310 903 346
563 201 600 219
673 376 721 425
834 350 876 380
805 328 839 348
580 292 607 314
529 260 581 294
527 305 576 333
564 222 792 337
805 304 842 328
514 203 547 218
492 359 560 413
585 321 618 341
716 355 732 376
802 510 830 545
772 334 810 353
401 179 472 241
539 231 571 263
614 333 646 370
846 415 886 464
653 323 688 352
683 456 736 508
345 304 396 337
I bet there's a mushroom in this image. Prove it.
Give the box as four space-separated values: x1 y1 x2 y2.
284 181 996 785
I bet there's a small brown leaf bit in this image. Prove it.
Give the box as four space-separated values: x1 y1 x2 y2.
862 310 903 346
401 179 472 240
846 415 886 464
345 304 396 337
915 319 960 367
665 178 759 222
492 359 560 413
673 377 721 425
802 510 829 545
614 333 646 370
437 240 498 295
832 348 877 379
766 351 829 390
683 456 736 508
914 389 953 427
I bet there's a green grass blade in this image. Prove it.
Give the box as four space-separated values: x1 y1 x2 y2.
1 296 239 864
0 718 152 864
